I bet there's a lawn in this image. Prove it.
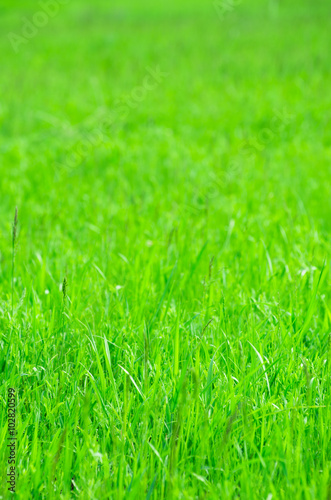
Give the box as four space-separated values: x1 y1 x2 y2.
0 0 331 498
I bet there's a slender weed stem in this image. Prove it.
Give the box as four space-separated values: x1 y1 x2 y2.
11 207 18 316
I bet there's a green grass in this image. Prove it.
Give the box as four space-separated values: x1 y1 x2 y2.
1 0 331 498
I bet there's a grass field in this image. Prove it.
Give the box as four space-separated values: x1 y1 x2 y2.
1 0 331 498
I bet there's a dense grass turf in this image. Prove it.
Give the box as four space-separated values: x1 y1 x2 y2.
1 0 331 498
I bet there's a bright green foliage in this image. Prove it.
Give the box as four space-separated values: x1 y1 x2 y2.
0 0 330 498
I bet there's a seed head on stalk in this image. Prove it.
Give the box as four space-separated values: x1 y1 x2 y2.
11 207 18 316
